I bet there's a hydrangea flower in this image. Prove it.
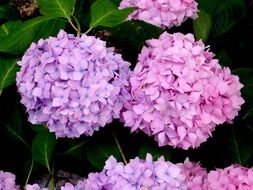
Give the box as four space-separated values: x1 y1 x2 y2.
178 159 207 190
122 32 244 149
17 30 131 138
61 154 209 190
207 165 253 189
119 0 198 29
25 184 47 190
0 170 19 190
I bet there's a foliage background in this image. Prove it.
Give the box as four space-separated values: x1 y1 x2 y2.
0 0 253 187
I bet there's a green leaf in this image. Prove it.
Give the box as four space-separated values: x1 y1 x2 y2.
139 143 171 161
37 0 76 19
86 136 121 169
31 131 56 173
62 139 88 160
0 5 18 20
233 68 253 98
0 17 65 54
110 20 163 63
193 9 212 42
243 107 253 119
0 58 19 95
216 50 232 67
0 107 29 148
30 124 48 133
90 0 135 28
0 21 21 38
198 0 246 37
215 125 253 166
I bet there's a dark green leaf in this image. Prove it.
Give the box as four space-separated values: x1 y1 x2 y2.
30 124 48 133
0 5 18 20
90 0 135 28
0 58 19 95
0 21 21 38
216 125 253 166
110 20 163 63
0 17 65 54
37 0 76 19
216 50 232 67
198 0 246 37
233 68 253 98
86 136 121 169
243 107 253 119
139 143 171 161
193 9 212 42
62 139 88 160
0 108 28 148
31 131 56 172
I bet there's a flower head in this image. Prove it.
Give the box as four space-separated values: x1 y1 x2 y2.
119 0 198 29
0 171 19 190
122 32 244 149
207 165 253 189
178 158 208 190
17 30 131 138
61 154 209 190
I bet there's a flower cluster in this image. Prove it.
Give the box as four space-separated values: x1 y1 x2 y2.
178 159 208 190
119 0 198 29
8 158 253 190
207 165 253 189
61 154 206 190
0 170 19 190
16 30 131 138
122 32 244 149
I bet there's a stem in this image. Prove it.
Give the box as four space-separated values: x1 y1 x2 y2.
112 131 127 165
84 27 93 35
25 158 35 186
72 15 81 37
67 17 78 32
49 177 55 190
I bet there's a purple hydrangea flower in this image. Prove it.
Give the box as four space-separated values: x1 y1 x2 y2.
207 165 253 189
122 32 245 149
0 170 19 190
119 0 198 29
16 30 131 138
61 154 208 190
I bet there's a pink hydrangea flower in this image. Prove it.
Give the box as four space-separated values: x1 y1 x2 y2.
122 32 245 149
207 165 253 189
0 170 19 190
119 0 198 29
16 30 131 138
178 158 208 190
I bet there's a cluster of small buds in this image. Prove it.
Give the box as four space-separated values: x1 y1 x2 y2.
122 32 244 149
16 30 131 138
119 0 198 29
12 0 38 17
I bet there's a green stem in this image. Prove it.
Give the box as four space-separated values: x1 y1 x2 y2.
72 15 81 37
112 131 127 165
49 177 55 190
25 158 35 186
84 27 93 35
67 17 78 32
